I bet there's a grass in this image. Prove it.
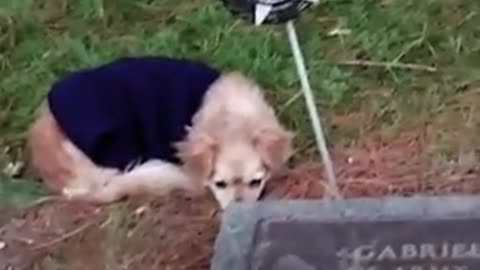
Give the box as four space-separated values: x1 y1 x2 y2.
0 0 479 203
1 1 480 268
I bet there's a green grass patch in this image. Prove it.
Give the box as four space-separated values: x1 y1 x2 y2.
1 0 480 204
0 173 48 205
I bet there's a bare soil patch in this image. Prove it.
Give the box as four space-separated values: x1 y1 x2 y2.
1 131 478 270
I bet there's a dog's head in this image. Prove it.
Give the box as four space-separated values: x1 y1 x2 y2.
175 126 293 209
174 71 294 209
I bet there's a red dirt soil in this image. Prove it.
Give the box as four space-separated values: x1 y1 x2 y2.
1 131 479 270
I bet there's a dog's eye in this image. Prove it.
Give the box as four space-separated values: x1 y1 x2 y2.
248 179 263 188
214 181 228 189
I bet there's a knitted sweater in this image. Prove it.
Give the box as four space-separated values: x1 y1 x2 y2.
47 56 221 170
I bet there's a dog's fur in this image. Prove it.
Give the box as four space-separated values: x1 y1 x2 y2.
27 71 293 209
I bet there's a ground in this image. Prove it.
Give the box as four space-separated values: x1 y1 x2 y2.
0 0 479 269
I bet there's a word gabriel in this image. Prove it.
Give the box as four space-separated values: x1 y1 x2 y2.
338 242 480 270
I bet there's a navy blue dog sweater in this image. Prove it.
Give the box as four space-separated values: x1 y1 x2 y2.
47 56 221 170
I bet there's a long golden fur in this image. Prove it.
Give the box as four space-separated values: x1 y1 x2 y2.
27 71 293 208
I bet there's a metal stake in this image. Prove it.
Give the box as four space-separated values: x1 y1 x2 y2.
285 20 341 199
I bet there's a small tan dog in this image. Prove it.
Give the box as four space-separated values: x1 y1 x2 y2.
27 57 293 209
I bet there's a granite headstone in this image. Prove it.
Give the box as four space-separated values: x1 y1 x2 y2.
211 195 480 270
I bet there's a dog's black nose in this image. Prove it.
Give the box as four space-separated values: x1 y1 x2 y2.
234 194 243 202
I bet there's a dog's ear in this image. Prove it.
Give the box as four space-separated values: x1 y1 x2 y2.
174 132 217 182
253 126 294 170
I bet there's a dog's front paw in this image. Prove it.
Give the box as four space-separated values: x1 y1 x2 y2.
62 186 91 199
62 185 122 204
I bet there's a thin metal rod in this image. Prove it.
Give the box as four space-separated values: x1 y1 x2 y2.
285 20 341 199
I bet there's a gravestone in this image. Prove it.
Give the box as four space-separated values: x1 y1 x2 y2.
210 195 480 270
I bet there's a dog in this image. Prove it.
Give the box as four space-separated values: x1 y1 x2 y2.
26 56 293 209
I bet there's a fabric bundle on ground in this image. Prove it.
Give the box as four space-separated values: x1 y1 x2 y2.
47 56 221 170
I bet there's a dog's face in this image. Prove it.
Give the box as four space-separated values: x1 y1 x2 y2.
207 142 271 209
175 127 293 209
